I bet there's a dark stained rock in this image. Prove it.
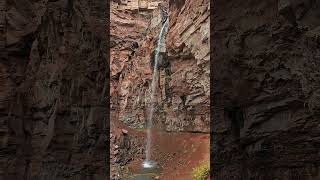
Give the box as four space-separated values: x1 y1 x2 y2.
1 0 108 179
212 0 320 179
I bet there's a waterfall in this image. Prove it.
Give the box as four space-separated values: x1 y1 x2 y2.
143 17 169 168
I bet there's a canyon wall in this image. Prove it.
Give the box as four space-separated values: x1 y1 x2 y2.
111 0 163 11
110 1 155 178
166 0 210 132
111 0 210 133
109 0 209 178
1 0 108 179
212 0 320 179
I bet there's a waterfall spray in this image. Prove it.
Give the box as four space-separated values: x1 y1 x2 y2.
143 17 169 168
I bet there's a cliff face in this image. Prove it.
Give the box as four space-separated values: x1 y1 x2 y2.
166 0 210 132
1 1 108 179
212 0 320 179
111 0 209 133
110 2 155 178
110 0 209 178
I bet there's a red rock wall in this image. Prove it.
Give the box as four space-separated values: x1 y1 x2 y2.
109 1 209 177
111 0 210 133
166 0 210 132
109 3 156 178
212 0 320 179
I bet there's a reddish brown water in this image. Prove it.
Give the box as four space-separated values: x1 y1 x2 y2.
128 130 210 180
111 114 210 180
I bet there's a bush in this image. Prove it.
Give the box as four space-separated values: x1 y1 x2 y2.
192 162 210 180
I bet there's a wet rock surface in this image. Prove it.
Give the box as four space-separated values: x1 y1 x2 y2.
1 0 108 179
212 0 320 179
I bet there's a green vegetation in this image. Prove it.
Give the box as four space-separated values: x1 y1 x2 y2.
192 162 210 180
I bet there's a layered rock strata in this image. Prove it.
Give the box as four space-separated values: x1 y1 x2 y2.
111 0 210 133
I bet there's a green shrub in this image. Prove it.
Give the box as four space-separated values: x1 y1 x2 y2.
192 162 210 180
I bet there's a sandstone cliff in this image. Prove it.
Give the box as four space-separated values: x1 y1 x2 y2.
212 0 320 179
110 0 210 178
111 0 209 133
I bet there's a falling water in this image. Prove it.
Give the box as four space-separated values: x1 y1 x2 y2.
143 17 169 168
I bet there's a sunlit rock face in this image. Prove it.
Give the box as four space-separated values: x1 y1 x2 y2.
212 0 320 179
1 0 108 179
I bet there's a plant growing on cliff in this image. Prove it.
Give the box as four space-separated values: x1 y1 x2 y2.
192 162 210 180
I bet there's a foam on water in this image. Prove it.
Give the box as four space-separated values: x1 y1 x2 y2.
142 161 154 168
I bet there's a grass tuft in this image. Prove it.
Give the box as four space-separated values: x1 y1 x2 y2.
192 162 210 180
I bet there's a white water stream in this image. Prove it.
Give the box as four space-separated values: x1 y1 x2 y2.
143 17 169 168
